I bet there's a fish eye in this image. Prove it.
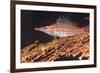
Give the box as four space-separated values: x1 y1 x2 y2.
45 26 48 29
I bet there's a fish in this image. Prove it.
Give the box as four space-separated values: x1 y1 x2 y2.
34 16 89 37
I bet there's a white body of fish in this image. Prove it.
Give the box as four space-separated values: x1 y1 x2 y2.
34 17 88 37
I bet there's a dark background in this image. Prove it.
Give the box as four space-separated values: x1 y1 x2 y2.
21 10 89 48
